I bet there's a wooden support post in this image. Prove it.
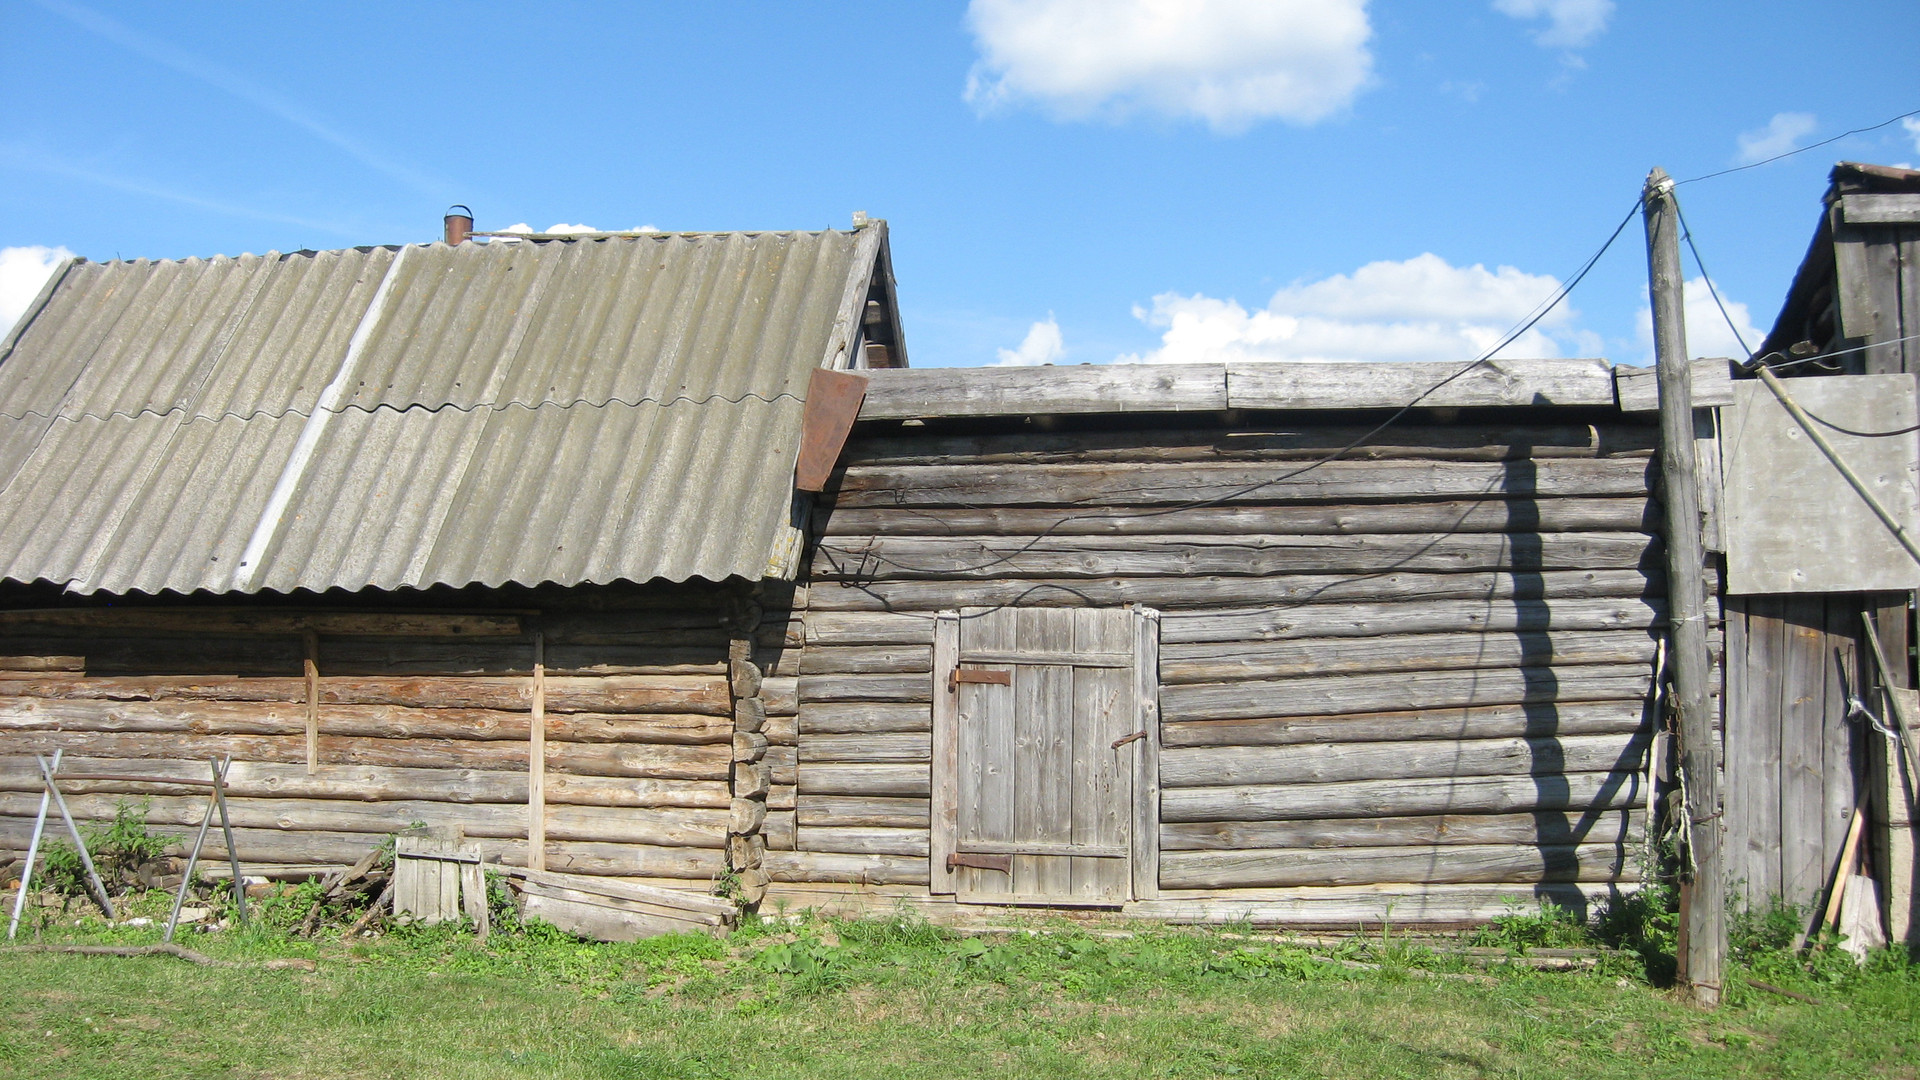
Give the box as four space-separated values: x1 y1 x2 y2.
303 630 319 775
528 630 546 872
1645 167 1724 1008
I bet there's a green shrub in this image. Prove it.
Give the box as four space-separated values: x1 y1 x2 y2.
33 800 168 897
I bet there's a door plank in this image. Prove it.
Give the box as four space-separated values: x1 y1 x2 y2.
930 612 959 894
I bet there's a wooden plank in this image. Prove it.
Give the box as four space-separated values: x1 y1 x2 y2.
799 702 931 735
1161 810 1645 851
517 891 720 942
796 826 928 857
1125 883 1617 926
510 865 734 919
1779 598 1828 908
814 532 1656 580
1159 665 1653 722
0 673 731 715
797 795 930 829
1033 609 1073 901
817 498 1656 539
1161 597 1661 644
1163 700 1648 748
796 674 930 703
857 364 1228 420
799 645 932 675
1225 358 1617 410
762 850 930 885
0 756 730 807
1613 360 1735 412
0 609 524 637
807 568 1664 614
0 697 734 744
797 733 931 764
828 457 1652 509
1160 629 1657 683
803 612 938 646
1160 770 1646 822
796 763 931 798
1133 607 1161 901
1161 733 1649 788
1161 842 1631 889
959 608 1016 901
1821 597 1863 903
1839 193 1920 225
303 631 319 775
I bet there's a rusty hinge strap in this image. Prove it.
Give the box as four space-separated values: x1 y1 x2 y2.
948 667 1013 692
946 852 1013 873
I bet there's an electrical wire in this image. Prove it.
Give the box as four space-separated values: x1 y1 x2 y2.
1672 197 1757 360
1675 107 1920 187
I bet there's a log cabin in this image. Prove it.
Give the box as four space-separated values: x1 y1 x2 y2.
0 212 1744 929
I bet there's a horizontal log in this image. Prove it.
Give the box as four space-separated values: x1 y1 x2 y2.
857 364 1228 419
798 733 931 765
1159 842 1632 890
806 569 1666 613
796 795 931 829
0 698 731 744
762 714 797 745
796 763 931 798
842 424 1660 467
827 458 1652 509
1161 701 1647 748
805 612 938 646
1160 629 1658 684
1125 883 1618 926
0 674 731 715
0 756 727 808
1160 665 1653 723
1161 597 1662 644
0 609 524 637
1161 771 1646 822
798 702 931 735
0 732 731 780
814 532 1656 580
764 810 796 850
796 674 930 704
1225 358 1618 410
1160 810 1645 851
0 791 727 848
768 783 796 811
762 677 798 716
796 826 929 857
799 645 933 675
0 656 84 672
536 840 726 880
818 498 1656 538
315 642 728 677
1160 733 1649 788
762 850 930 886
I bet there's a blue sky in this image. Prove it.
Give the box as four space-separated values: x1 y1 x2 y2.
2 1 1917 369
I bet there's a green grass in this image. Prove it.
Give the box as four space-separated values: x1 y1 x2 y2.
0 892 1912 1080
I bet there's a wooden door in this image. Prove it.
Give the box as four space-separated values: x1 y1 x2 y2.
931 606 1159 906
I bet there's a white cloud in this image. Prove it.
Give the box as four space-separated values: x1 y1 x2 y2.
1493 0 1614 49
487 222 658 243
1903 117 1920 154
1120 253 1583 365
996 315 1066 366
1737 112 1817 165
963 0 1374 132
1635 277 1762 363
0 245 74 335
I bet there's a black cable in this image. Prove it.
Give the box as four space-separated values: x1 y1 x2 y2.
1675 107 1920 187
1671 196 1757 359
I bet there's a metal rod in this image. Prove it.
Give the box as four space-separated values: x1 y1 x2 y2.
1752 361 1920 567
209 757 246 924
1645 168 1723 1008
1862 613 1920 791
163 780 220 944
6 748 60 940
34 754 115 920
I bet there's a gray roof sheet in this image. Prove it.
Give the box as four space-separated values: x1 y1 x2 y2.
0 227 881 595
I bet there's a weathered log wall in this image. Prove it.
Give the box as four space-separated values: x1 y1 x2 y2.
0 583 749 885
781 417 1680 914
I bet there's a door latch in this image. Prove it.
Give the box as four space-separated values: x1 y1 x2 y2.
1110 730 1147 749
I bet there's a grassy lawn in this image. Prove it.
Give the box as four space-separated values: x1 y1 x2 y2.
0 888 1912 1079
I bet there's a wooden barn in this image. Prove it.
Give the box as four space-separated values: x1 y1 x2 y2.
14 196 1904 934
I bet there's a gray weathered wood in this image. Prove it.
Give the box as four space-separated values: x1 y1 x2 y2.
1160 629 1657 683
1162 699 1648 748
1226 358 1617 409
798 733 931 764
818 498 1656 538
1133 607 1161 901
796 674 931 703
806 569 1664 614
799 702 931 734
1614 359 1735 412
815 532 1656 580
0 673 731 714
1839 193 1920 225
829 457 1652 508
1161 597 1661 644
797 795 930 829
1161 842 1631 889
762 849 930 885
1125 883 1617 926
796 763 931 797
1161 733 1648 788
1159 665 1653 722
929 611 958 894
799 646 933 675
796 825 929 857
1160 770 1645 822
857 364 1228 420
1160 809 1644 851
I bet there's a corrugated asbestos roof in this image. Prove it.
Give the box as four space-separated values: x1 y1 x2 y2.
0 227 883 594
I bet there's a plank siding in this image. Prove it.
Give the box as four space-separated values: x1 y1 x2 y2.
790 417 1666 913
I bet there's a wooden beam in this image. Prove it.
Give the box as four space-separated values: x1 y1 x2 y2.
857 365 1228 420
1840 193 1920 225
1614 359 1735 412
303 631 319 775
1227 358 1618 410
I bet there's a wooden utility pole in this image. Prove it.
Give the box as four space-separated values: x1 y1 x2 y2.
1644 167 1724 1008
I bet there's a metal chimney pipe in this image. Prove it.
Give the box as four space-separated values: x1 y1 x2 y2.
443 205 473 245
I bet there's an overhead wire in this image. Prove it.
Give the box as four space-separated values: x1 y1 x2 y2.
1675 107 1920 187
